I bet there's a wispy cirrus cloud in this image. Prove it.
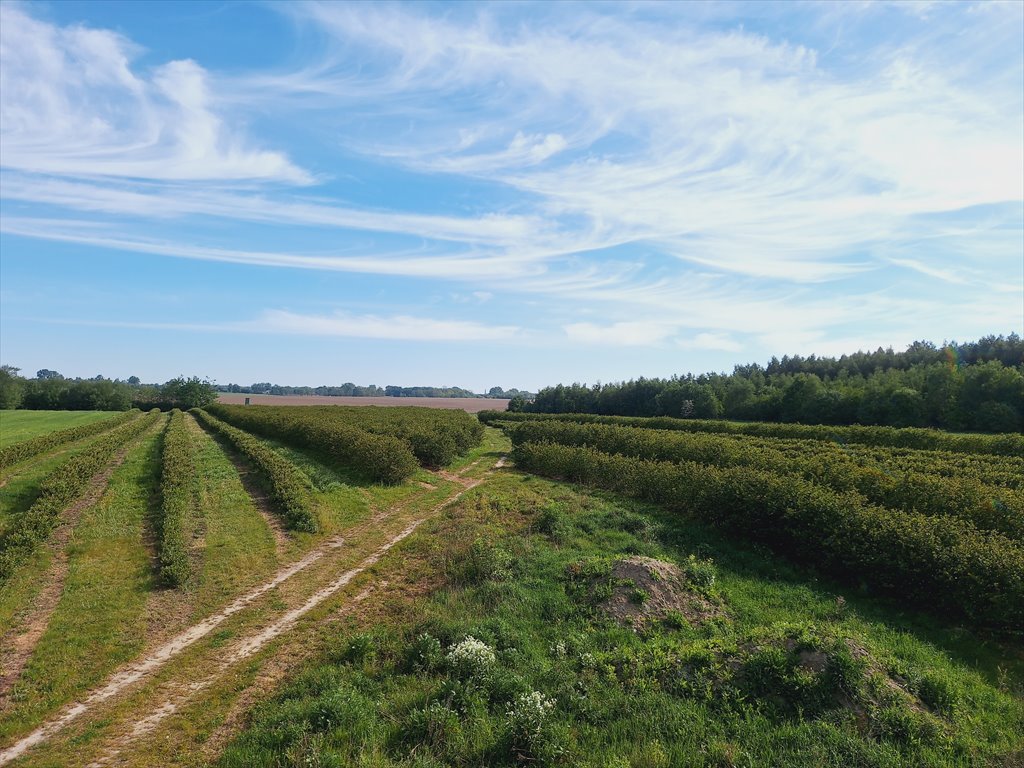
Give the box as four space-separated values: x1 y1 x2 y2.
1 0 1021 365
37 310 520 342
0 4 309 183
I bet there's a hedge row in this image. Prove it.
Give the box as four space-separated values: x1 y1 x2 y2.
301 406 485 467
0 410 142 472
157 410 195 587
480 411 1024 456
511 441 1024 628
192 409 317 532
506 421 1024 541
0 410 161 582
777 440 1024 490
205 405 418 482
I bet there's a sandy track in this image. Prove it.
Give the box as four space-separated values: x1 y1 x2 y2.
0 454 500 766
0 423 161 709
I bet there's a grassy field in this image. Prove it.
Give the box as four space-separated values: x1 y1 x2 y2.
0 411 1020 768
1 424 165 739
217 469 1024 768
0 411 119 448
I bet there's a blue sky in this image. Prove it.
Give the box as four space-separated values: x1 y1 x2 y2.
1 0 1021 391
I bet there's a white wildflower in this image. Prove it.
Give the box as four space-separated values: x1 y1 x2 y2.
446 636 496 679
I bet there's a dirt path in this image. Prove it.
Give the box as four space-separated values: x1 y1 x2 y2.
188 414 289 552
0 422 162 710
0 455 501 766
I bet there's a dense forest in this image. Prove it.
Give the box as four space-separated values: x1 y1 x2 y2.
523 335 1024 433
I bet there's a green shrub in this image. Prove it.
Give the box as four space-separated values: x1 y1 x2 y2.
205 404 418 483
512 441 1024 628
192 408 317 532
481 409 1024 456
0 410 160 581
0 409 141 471
157 409 196 587
506 420 1024 540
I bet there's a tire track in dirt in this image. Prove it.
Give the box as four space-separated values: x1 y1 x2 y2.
188 414 289 553
0 453 503 766
0 421 163 710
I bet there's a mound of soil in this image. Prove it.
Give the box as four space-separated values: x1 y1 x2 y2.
600 556 723 629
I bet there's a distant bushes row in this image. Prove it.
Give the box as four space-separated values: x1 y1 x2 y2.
0 410 161 581
480 411 1024 456
205 405 418 481
157 410 196 587
511 441 1024 629
505 421 1024 540
311 406 484 467
210 404 484 469
0 410 141 472
192 409 317 532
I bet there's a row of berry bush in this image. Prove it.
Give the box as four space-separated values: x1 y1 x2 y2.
204 404 419 482
511 440 1024 629
0 410 161 581
505 420 1024 540
0 410 142 472
192 408 318 532
157 410 196 586
480 410 1024 456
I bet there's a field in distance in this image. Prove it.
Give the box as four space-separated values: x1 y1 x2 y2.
216 393 510 412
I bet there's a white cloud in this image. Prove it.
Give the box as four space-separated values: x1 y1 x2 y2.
564 321 678 346
676 333 744 353
1 2 1021 353
37 310 520 342
0 5 309 183
249 309 519 341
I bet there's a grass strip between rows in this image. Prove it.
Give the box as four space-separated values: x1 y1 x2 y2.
511 441 1024 629
0 410 142 472
505 420 1024 540
0 410 161 582
481 410 1024 456
191 408 318 532
156 410 196 587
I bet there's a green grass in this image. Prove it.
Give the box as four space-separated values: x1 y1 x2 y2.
217 469 1024 767
0 411 119 448
0 426 164 740
0 432 145 627
186 414 281 616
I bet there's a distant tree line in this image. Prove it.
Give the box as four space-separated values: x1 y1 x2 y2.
523 335 1024 433
0 368 218 411
218 382 534 399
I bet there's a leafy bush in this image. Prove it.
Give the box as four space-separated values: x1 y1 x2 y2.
205 404 418 483
157 409 196 587
512 441 1024 628
505 419 1024 540
481 409 1024 456
0 410 141 471
0 410 160 581
192 408 317 532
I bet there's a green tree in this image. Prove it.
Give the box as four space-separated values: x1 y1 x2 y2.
0 365 24 409
162 376 218 409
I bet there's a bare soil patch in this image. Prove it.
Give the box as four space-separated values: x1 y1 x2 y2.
216 394 509 413
600 556 723 629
